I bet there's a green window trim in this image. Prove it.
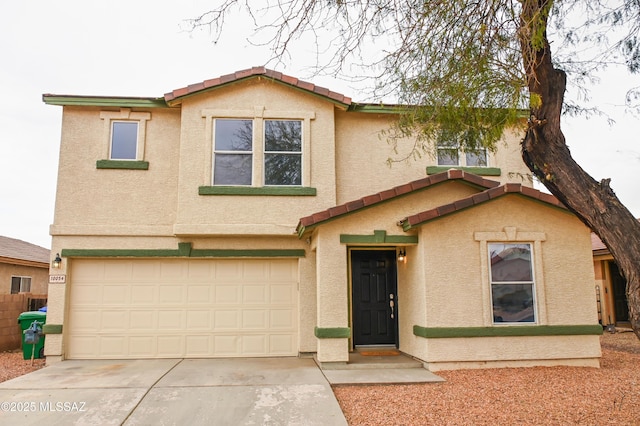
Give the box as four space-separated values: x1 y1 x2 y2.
97 160 149 170
340 230 418 244
314 327 351 339
426 166 501 176
61 243 305 259
199 186 316 196
43 324 63 334
413 325 603 339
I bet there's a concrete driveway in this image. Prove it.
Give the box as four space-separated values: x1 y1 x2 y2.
0 357 348 425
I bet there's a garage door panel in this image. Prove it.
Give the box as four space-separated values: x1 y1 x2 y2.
131 285 156 304
129 311 156 330
68 258 298 359
243 285 267 303
187 285 212 303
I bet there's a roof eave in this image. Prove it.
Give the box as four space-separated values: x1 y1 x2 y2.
43 94 169 108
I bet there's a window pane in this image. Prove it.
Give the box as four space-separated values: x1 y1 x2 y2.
214 154 252 185
265 120 302 152
265 154 301 185
21 277 31 292
492 283 535 322
437 148 459 165
466 149 488 167
215 119 252 151
11 277 20 294
111 122 138 160
489 243 532 282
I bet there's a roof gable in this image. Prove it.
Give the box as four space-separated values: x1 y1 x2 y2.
401 183 567 231
296 169 500 237
164 66 352 107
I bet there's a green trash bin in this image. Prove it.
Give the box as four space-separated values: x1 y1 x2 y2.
18 311 46 360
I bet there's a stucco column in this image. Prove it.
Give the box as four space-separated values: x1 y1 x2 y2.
43 249 67 364
314 230 350 362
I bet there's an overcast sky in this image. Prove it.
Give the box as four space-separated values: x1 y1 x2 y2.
1 1 638 249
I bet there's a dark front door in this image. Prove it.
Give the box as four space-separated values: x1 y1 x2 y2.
351 250 398 346
609 262 629 323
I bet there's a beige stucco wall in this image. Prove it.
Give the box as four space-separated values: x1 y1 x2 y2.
334 111 531 204
311 181 480 362
51 106 181 237
0 262 49 295
412 195 600 369
174 79 339 235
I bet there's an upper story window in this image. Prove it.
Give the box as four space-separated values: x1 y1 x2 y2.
11 276 31 294
213 118 303 186
110 121 139 160
205 107 312 189
437 140 488 167
489 243 536 324
98 109 151 169
214 119 253 185
264 120 302 186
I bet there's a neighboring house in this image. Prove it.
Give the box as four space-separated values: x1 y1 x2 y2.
42 67 601 369
0 236 50 295
592 232 630 328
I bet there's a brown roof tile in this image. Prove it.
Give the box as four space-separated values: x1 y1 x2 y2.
296 169 499 236
403 183 568 229
164 67 353 105
0 236 50 265
591 233 607 252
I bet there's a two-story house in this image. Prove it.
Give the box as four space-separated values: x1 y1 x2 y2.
42 67 601 370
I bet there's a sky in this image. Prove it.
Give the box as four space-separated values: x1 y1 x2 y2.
1 1 638 249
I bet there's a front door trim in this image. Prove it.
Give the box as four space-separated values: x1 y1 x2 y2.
349 248 399 348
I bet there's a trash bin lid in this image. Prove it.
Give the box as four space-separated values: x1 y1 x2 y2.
18 311 47 321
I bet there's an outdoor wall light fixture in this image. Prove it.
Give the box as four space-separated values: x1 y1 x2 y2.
397 249 406 262
52 253 62 269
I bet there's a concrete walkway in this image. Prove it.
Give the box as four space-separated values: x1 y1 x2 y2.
0 358 347 425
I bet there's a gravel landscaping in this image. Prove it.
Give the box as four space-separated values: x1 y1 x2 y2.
334 331 640 425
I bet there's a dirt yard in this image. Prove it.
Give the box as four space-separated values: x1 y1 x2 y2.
334 331 640 425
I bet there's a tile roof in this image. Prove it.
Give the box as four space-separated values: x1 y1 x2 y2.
164 66 352 106
402 183 567 230
0 236 50 265
591 233 607 252
296 169 500 236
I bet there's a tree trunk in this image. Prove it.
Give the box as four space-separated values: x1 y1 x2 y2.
519 0 640 339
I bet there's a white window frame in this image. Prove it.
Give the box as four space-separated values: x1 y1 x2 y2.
100 108 151 161
437 142 489 167
11 276 31 294
202 107 314 187
475 227 548 326
488 243 537 324
110 120 139 160
263 119 303 186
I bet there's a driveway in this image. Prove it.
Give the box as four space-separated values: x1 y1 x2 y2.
0 357 348 425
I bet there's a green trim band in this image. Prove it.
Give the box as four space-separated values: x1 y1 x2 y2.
43 324 63 334
43 95 168 108
426 166 501 176
97 160 150 170
62 243 305 259
340 230 418 244
413 325 603 339
199 186 317 196
314 327 351 339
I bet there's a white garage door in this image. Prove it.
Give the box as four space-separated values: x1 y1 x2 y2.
67 258 298 359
